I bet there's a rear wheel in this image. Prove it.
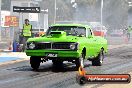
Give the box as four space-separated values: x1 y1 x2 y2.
75 53 85 69
92 49 104 66
30 56 41 70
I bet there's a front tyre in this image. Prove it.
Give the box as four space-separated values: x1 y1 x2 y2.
92 49 104 66
30 56 41 70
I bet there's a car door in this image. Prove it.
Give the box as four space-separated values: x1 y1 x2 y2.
86 28 97 58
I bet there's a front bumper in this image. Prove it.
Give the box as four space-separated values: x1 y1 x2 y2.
26 50 80 58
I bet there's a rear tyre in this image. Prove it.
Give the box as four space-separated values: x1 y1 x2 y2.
92 49 104 66
75 53 85 69
30 56 41 70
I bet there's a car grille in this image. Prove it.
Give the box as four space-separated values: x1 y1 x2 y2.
52 43 70 49
35 43 51 49
27 42 77 50
34 42 71 50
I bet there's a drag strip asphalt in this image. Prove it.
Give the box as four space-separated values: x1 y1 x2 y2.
0 44 132 88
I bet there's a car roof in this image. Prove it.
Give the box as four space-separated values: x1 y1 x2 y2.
50 24 91 29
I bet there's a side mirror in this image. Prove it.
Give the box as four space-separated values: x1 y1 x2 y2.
78 34 85 37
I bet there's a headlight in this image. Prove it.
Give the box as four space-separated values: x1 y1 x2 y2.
29 42 35 49
70 43 76 50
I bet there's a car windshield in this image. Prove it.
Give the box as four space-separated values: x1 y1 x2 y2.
46 26 86 36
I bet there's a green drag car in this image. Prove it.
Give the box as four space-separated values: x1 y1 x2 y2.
25 24 108 70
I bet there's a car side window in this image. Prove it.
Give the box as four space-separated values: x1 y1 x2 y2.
87 28 92 36
90 29 93 35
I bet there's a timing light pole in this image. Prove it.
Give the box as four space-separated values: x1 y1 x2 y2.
54 0 57 24
101 0 103 37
